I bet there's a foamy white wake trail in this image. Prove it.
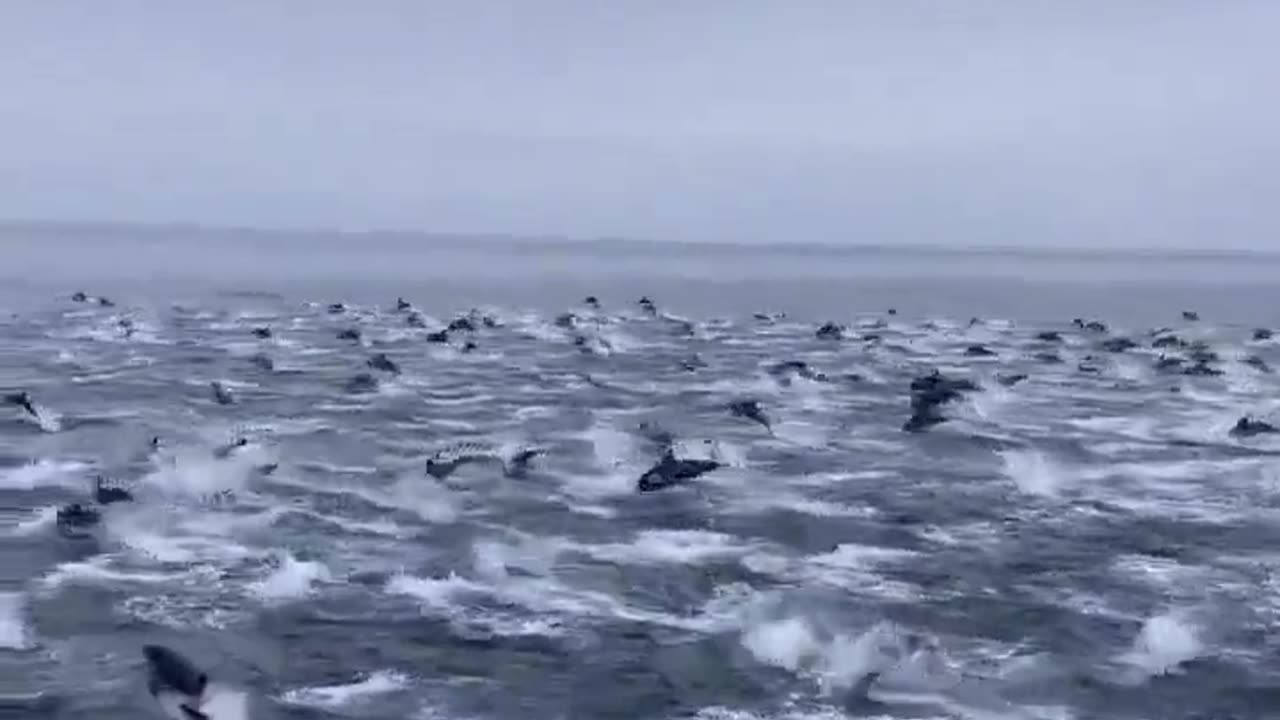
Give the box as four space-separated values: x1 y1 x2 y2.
280 671 410 709
0 592 32 650
0 460 89 490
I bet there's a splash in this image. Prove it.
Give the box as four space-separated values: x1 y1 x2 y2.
0 592 33 649
280 670 410 709
741 617 911 694
1117 609 1205 679
137 440 269 499
247 552 331 602
999 449 1069 497
192 684 253 720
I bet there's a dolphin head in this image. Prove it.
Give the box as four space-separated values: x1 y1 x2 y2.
143 645 212 720
143 645 207 698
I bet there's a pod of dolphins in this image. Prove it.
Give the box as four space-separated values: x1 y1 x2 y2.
8 289 1280 717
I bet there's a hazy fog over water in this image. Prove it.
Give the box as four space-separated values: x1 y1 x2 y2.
2 2 1278 249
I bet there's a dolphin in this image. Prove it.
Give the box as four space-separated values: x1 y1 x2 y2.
636 448 722 492
142 644 211 720
95 475 134 505
55 503 101 537
425 442 545 480
728 399 773 434
210 382 234 405
502 448 545 478
366 353 401 375
212 437 249 460
4 391 39 419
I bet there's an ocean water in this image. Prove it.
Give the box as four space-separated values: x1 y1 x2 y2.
3 226 1280 719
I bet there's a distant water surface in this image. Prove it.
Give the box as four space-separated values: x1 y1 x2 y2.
3 224 1279 324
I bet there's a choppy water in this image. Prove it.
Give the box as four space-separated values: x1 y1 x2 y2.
3 233 1280 719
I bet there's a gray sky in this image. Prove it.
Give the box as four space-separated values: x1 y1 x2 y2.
2 1 1276 248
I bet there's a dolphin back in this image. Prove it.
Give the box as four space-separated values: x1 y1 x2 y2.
143 644 208 697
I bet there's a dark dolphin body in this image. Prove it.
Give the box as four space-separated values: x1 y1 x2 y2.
142 644 210 720
729 399 773 434
367 353 401 375
1100 337 1138 353
1243 355 1273 373
902 371 979 432
210 382 234 405
1074 318 1108 333
56 503 100 538
815 322 844 340
996 373 1028 388
212 437 249 460
637 450 722 492
447 316 476 332
345 373 379 394
95 476 134 505
1230 417 1277 438
504 448 545 478
766 360 828 384
4 391 39 419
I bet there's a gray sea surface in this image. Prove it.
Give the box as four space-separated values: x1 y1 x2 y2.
3 226 1280 719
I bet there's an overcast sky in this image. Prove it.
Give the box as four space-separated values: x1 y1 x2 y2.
1 1 1276 248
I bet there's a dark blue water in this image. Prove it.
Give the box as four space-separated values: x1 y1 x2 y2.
3 226 1280 719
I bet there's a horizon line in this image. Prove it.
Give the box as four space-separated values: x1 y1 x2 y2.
1 217 1275 262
